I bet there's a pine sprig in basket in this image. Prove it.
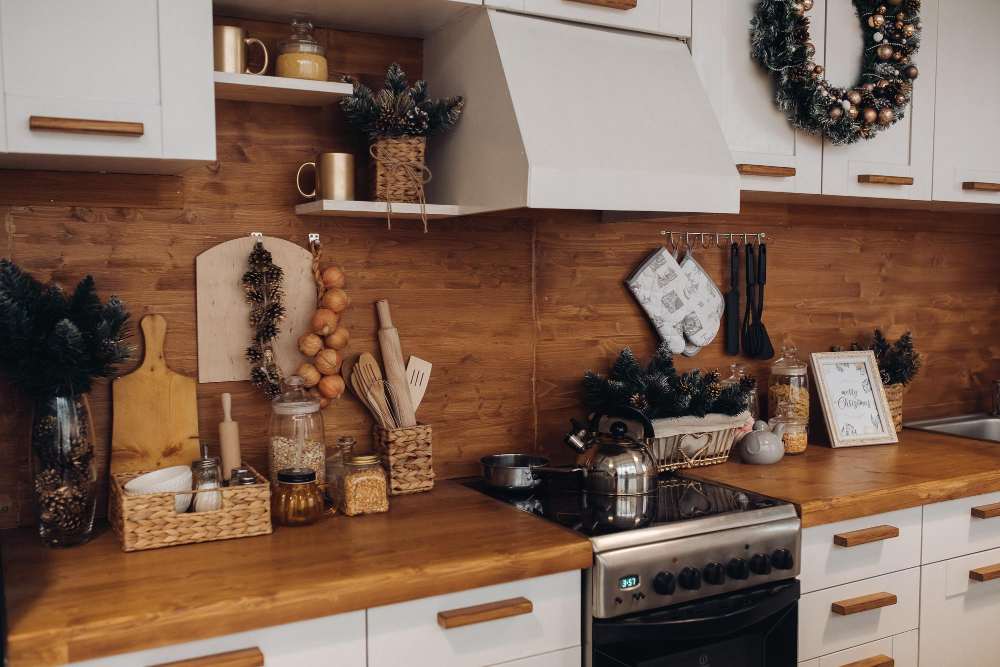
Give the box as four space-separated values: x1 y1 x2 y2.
833 329 922 386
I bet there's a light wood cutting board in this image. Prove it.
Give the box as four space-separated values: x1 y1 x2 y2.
195 236 314 383
111 314 201 473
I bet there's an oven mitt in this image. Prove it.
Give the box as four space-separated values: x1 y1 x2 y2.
626 247 690 354
671 246 705 358
678 248 724 351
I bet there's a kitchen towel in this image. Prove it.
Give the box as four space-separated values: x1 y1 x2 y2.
626 247 691 354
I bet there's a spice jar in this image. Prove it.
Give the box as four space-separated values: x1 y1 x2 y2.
269 375 326 486
192 455 223 512
271 468 335 526
324 436 357 501
767 345 809 422
722 363 759 420
276 19 328 81
769 401 809 455
335 452 389 517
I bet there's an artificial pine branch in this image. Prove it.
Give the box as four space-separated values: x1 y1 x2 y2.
832 329 922 386
243 242 285 399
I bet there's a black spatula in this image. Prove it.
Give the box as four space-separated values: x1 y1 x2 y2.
741 244 758 357
754 243 775 360
726 242 740 356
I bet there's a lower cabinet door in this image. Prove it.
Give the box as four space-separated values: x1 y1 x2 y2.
798 629 917 667
490 647 582 666
919 545 1000 667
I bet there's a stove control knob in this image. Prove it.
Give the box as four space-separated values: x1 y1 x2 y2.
772 548 795 571
653 572 676 596
750 552 772 576
678 567 702 590
727 557 751 580
703 562 726 585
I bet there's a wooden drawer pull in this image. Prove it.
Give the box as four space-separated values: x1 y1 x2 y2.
970 563 1000 582
437 596 533 629
962 182 1000 192
151 647 263 667
842 656 894 667
971 502 1000 519
736 164 796 177
858 174 914 186
831 592 897 616
566 0 638 8
29 115 144 137
833 525 900 547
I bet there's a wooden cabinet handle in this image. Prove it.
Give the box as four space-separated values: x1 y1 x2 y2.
842 656 894 667
151 647 263 667
29 115 144 137
566 0 638 8
833 525 900 547
437 596 533 629
831 592 897 616
970 563 1000 582
962 182 1000 192
857 174 914 186
736 164 796 177
972 503 1000 519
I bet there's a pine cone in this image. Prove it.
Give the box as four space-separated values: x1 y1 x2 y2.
903 0 919 14
246 346 263 362
250 366 268 386
405 107 430 135
249 307 264 325
265 303 286 323
794 17 811 42
375 113 396 135
245 289 263 304
629 393 649 412
255 323 278 344
263 265 283 283
241 270 262 287
248 246 272 266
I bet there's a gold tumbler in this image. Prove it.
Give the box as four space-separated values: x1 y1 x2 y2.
296 153 355 201
213 26 269 75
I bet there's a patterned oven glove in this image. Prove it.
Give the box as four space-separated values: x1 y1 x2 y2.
626 247 692 354
678 248 724 355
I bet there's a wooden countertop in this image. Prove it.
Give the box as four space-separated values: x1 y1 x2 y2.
0 481 592 667
688 429 1000 528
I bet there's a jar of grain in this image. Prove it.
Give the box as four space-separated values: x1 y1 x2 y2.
276 19 328 81
269 375 326 487
767 345 809 423
769 401 809 455
335 452 389 517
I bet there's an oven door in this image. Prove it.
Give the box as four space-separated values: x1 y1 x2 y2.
591 580 798 667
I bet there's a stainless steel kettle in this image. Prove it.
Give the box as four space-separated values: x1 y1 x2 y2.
564 406 660 496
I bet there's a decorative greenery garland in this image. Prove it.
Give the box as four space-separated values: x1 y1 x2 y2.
243 241 286 399
751 0 921 145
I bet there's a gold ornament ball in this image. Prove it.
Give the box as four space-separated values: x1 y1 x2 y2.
904 65 919 80
878 107 895 125
896 12 905 20
901 56 910 64
903 24 916 36
876 78 890 89
802 0 814 10
895 93 907 105
847 90 863 105
804 42 816 56
877 4 887 13
793 2 805 15
862 82 876 93
876 44 894 60
863 107 878 124
829 106 843 120
892 51 902 61
895 20 904 29
848 106 859 119
868 14 886 28
814 65 825 75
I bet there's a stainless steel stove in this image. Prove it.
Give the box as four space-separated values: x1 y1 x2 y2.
465 472 801 666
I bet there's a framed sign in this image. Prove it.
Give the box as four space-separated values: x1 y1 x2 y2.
810 351 898 448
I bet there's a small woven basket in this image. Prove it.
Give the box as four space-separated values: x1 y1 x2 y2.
884 383 904 433
370 135 426 204
373 423 434 496
109 464 272 552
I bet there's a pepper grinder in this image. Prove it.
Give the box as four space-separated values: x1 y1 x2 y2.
219 393 241 482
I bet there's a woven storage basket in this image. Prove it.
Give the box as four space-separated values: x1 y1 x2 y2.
370 135 426 204
884 383 904 433
373 423 434 496
109 463 272 552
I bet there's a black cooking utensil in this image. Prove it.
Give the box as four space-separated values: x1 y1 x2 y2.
741 244 759 357
754 243 775 360
726 243 741 356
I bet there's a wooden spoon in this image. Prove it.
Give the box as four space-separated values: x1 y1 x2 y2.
357 353 395 428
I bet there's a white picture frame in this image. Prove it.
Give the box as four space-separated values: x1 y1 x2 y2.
810 350 898 448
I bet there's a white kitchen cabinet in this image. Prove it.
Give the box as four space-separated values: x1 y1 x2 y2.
489 647 582 666
485 1 691 39
798 629 917 667
0 0 215 174
820 0 938 200
931 0 1000 204
921 490 1000 564
692 0 823 194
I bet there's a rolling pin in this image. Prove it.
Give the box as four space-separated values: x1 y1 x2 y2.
375 300 417 427
219 393 241 481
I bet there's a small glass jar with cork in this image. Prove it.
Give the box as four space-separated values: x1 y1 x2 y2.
767 346 809 423
276 18 328 81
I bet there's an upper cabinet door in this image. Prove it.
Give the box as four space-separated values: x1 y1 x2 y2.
932 0 1000 204
821 0 938 200
486 1 690 39
692 0 822 194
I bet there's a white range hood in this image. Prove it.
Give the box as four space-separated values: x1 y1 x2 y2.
424 8 740 218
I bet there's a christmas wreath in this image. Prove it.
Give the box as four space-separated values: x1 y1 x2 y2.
751 0 921 145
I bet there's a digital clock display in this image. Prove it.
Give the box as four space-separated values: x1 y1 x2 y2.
619 575 640 590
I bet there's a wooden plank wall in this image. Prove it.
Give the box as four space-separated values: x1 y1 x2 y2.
2 18 1000 528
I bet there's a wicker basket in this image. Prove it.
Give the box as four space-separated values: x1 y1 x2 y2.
373 423 434 496
369 135 426 204
596 413 749 473
109 464 272 552
884 383 904 433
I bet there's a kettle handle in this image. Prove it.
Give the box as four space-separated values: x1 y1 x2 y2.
588 404 655 439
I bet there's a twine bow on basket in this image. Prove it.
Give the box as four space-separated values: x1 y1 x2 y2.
369 142 433 232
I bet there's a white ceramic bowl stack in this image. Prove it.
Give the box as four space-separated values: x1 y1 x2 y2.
123 465 193 513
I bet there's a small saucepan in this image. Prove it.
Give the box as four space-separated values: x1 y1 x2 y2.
480 454 552 492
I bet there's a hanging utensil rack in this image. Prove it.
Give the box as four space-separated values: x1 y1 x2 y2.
659 230 771 249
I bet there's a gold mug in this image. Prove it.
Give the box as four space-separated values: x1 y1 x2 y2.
213 26 268 75
297 153 355 201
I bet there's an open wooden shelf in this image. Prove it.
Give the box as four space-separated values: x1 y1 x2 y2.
214 72 352 106
295 199 479 219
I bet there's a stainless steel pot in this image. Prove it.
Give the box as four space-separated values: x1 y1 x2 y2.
564 405 659 496
480 454 550 491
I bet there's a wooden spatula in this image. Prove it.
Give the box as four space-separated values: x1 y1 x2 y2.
357 352 396 427
406 356 432 411
111 314 200 473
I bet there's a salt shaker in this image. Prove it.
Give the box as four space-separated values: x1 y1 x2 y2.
192 446 223 512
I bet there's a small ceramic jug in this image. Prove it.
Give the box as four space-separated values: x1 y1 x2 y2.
738 420 787 465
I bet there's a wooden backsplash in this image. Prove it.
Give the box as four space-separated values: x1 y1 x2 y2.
1 19 999 528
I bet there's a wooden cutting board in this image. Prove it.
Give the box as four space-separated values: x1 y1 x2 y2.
111 314 200 473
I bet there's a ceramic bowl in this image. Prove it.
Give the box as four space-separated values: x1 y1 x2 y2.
123 465 193 513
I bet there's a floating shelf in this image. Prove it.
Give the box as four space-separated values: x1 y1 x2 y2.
214 72 352 106
295 200 480 219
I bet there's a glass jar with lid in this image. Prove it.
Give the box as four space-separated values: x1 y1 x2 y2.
721 363 759 420
271 468 335 526
334 452 389 516
767 345 809 423
276 18 328 81
769 400 808 455
269 375 326 486
324 436 357 501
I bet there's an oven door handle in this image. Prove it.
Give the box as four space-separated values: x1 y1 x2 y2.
592 581 799 644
